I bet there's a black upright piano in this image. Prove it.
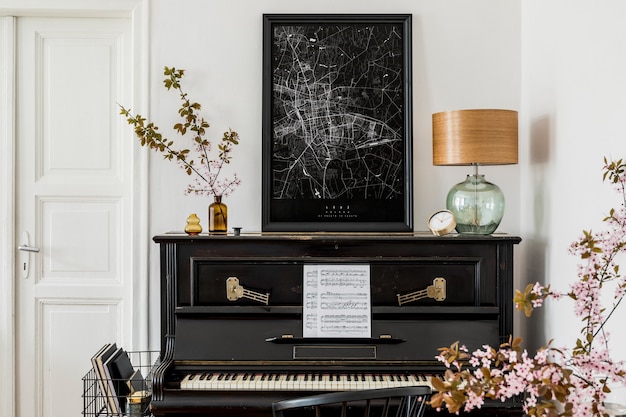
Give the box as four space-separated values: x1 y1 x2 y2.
150 233 523 416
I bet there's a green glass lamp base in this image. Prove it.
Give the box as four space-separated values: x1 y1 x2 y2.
446 174 505 235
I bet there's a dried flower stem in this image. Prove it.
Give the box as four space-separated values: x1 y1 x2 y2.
119 66 241 198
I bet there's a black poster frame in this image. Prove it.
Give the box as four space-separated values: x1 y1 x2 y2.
262 14 413 232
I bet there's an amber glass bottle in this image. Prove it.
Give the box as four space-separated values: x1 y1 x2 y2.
208 195 227 234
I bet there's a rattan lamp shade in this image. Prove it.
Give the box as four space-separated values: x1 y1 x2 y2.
432 109 518 166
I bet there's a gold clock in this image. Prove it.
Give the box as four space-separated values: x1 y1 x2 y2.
427 209 456 236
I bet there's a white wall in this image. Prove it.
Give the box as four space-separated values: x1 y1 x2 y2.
147 0 521 237
146 0 522 348
521 0 626 400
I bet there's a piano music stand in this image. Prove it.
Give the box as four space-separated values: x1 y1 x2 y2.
272 386 431 417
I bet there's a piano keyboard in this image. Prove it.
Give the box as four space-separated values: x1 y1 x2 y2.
180 372 436 392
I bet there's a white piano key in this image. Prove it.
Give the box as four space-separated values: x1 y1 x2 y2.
180 374 193 390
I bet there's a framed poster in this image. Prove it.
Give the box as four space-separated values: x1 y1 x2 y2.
262 14 413 232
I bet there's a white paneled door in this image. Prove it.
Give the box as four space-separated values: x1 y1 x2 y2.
15 16 139 417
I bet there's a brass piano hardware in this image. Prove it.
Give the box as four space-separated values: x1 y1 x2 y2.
225 277 270 305
396 277 446 306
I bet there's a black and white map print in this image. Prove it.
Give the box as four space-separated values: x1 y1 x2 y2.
271 22 406 202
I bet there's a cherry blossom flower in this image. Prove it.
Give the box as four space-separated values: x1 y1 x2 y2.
430 158 626 417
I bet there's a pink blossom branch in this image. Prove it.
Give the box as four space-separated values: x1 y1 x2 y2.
432 158 626 417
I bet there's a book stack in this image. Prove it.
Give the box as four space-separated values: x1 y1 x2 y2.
91 343 145 416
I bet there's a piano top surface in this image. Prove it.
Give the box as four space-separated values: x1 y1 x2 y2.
154 231 521 243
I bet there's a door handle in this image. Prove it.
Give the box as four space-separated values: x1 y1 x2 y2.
18 244 40 253
19 231 38 279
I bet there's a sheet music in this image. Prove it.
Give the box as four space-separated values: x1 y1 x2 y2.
303 264 371 338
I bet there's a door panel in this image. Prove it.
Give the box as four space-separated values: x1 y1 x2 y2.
42 198 120 280
42 301 121 417
16 16 135 417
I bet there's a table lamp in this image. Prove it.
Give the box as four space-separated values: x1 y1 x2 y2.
432 109 518 234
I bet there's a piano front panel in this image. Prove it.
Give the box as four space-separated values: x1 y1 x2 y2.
169 236 501 308
153 233 522 416
173 317 499 362
188 259 484 307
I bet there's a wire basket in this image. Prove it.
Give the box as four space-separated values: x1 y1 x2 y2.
82 350 160 417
